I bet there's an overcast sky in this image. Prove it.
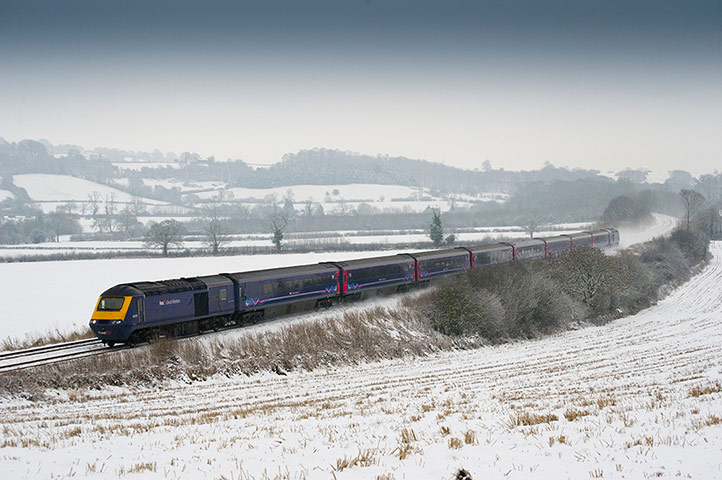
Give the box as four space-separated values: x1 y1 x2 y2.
1 0 720 173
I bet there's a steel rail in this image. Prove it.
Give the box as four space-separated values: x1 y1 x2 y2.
0 338 101 360
0 346 125 373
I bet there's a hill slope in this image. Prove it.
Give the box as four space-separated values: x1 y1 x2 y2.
2 242 721 478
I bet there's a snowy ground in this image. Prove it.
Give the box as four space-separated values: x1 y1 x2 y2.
9 174 502 219
0 189 13 202
616 213 678 249
0 221 595 259
12 174 168 213
1 247 721 478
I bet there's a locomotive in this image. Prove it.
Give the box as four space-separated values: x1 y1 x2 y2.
89 228 619 346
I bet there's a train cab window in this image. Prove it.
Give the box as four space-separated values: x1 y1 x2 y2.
98 297 125 311
219 289 227 301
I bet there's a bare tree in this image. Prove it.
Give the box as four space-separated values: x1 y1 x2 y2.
695 173 722 205
87 191 101 218
117 207 141 238
203 195 229 255
679 189 706 231
144 219 185 257
518 211 544 238
130 196 146 216
696 205 722 238
303 199 313 216
103 193 117 233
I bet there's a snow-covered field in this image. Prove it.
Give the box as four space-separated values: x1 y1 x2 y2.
189 183 504 214
10 174 501 218
0 222 597 259
115 178 227 193
1 244 721 478
12 174 168 213
0 189 13 201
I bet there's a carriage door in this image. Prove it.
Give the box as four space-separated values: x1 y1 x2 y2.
137 297 145 323
194 292 209 317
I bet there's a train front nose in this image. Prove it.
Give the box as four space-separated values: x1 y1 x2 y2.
89 296 133 342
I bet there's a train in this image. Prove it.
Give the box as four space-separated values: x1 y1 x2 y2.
89 228 619 346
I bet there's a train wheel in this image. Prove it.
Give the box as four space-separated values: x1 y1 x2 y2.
107 341 115 348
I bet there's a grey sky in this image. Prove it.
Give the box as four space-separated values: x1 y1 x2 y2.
1 0 720 173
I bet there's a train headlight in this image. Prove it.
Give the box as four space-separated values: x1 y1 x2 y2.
112 320 123 325
90 319 97 325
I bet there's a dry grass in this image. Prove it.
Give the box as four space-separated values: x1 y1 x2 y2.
395 428 418 460
688 381 722 398
333 449 377 472
1 325 95 352
117 462 157 475
448 437 463 449
0 304 468 395
564 408 592 421
507 411 559 427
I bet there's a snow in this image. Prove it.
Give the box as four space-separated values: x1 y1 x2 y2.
1 242 721 478
189 183 501 212
0 221 605 259
616 213 678 249
12 174 167 205
192 183 432 202
112 162 180 171
115 178 228 192
0 250 415 341
0 189 13 202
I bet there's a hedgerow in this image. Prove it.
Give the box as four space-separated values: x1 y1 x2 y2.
424 227 710 339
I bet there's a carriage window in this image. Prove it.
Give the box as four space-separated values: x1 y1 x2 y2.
304 278 313 288
264 283 274 295
219 289 227 301
295 279 304 290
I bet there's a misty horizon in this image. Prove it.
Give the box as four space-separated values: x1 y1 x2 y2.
1 0 720 173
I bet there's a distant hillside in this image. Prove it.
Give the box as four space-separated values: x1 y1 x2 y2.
0 140 606 196
249 149 603 195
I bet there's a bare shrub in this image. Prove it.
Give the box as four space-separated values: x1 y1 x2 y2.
670 227 710 265
640 237 691 287
469 262 585 336
613 252 657 314
551 246 629 317
418 277 505 339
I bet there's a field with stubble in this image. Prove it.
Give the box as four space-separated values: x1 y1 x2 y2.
2 242 721 479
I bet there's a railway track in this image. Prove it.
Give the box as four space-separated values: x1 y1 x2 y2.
0 338 118 373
